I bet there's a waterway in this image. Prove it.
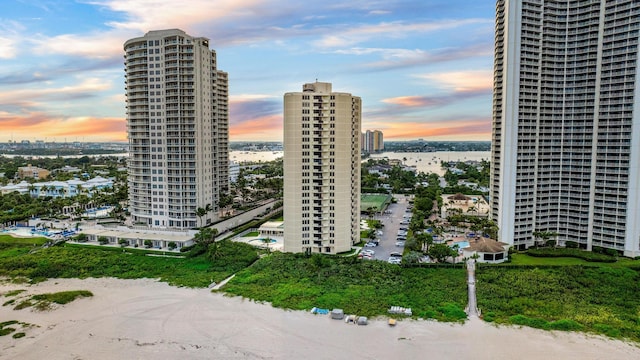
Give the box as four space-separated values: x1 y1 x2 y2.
1 150 490 176
368 151 490 176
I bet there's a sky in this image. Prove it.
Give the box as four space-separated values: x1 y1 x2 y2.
0 0 496 143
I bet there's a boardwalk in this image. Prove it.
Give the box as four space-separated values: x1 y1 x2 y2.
466 258 479 317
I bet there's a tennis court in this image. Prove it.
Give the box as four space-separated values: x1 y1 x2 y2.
360 193 392 212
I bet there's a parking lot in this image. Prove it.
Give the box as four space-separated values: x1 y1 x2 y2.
361 194 409 263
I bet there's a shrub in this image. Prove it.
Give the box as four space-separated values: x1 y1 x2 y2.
545 240 556 247
548 319 584 331
12 332 25 339
143 240 152 248
168 241 177 250
565 241 579 249
0 327 16 336
74 233 88 242
483 311 496 322
98 236 109 245
526 248 616 263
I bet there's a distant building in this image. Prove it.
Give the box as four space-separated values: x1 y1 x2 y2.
0 177 113 198
229 160 240 183
361 129 384 153
124 29 229 229
283 81 361 254
491 0 640 256
17 165 50 180
441 193 490 219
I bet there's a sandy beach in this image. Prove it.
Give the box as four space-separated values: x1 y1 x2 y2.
1 278 639 360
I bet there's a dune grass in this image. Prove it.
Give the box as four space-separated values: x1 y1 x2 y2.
0 236 258 287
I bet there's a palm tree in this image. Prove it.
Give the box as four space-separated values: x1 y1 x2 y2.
195 207 207 229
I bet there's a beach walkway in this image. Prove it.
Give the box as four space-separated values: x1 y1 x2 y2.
466 258 479 317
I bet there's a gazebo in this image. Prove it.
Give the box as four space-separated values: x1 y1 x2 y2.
462 237 510 264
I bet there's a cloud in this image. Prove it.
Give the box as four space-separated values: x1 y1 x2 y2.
368 10 391 15
0 78 113 110
31 32 128 60
377 89 490 116
0 72 51 85
227 94 283 140
313 18 491 48
365 117 491 140
0 111 126 141
361 43 493 70
229 114 282 141
87 0 264 32
229 95 280 124
416 70 493 92
0 36 18 59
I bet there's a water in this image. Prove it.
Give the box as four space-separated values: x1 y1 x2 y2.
230 151 283 163
367 151 490 176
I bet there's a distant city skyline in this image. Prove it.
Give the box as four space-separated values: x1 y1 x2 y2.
0 0 495 142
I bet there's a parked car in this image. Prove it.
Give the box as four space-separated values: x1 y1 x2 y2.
362 249 375 255
395 241 405 247
388 257 402 264
389 252 402 258
364 242 377 247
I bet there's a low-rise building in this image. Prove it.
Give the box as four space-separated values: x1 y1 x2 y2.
17 164 50 180
461 237 510 264
441 193 490 219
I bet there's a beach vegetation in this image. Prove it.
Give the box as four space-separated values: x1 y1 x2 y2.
476 266 640 342
2 289 26 297
223 252 468 321
0 235 258 287
12 332 25 339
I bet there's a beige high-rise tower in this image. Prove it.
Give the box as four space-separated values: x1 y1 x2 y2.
124 29 229 229
283 82 361 254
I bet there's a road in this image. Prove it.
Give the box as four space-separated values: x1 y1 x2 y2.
367 194 409 262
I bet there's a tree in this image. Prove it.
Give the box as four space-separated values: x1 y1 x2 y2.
144 239 153 248
118 239 128 247
195 227 218 246
168 241 177 250
196 207 207 228
98 236 109 245
261 237 272 254
428 243 457 263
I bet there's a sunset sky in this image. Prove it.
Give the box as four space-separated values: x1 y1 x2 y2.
0 0 495 142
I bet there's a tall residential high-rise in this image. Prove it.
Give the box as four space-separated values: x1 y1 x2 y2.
124 29 229 229
361 129 384 153
491 0 640 257
283 82 361 254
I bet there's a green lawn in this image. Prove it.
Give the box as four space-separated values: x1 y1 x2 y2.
509 253 640 267
242 231 260 237
361 194 392 212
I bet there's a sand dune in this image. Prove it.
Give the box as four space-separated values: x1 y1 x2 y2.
1 278 639 360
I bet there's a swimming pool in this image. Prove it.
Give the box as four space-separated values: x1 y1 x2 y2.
451 241 470 250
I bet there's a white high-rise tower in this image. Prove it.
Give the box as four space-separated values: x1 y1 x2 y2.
124 29 229 229
491 0 640 256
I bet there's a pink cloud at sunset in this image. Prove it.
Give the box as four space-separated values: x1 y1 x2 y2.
0 112 126 142
368 119 491 140
229 114 283 141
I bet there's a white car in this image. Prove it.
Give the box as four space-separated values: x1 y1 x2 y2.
364 242 377 247
395 241 405 247
362 249 375 256
388 257 402 264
